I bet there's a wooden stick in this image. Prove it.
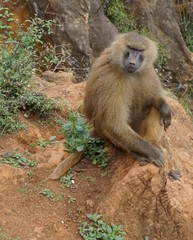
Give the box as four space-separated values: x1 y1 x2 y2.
49 151 84 179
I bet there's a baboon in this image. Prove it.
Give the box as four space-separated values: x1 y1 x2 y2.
49 32 171 180
83 32 171 167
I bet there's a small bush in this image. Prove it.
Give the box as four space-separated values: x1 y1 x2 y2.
59 112 107 167
0 93 25 134
179 16 193 52
106 0 138 33
19 91 58 118
79 214 126 240
0 2 59 134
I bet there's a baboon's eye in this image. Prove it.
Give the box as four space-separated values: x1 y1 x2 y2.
125 51 130 58
139 54 144 62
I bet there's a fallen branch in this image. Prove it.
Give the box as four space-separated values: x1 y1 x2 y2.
49 151 84 179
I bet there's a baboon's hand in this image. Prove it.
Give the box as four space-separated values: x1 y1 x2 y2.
151 150 164 167
160 102 171 130
161 112 171 130
137 149 164 167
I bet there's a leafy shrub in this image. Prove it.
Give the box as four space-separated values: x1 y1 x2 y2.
106 0 138 33
0 2 59 134
59 112 107 167
174 0 193 52
0 93 25 134
79 214 126 240
20 91 58 118
179 16 193 52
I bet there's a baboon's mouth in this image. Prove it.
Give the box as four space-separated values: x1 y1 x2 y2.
126 66 137 73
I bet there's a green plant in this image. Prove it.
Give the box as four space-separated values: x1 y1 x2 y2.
0 14 54 96
0 152 37 168
53 193 64 202
37 43 60 71
18 186 30 194
179 93 193 121
156 42 168 67
39 189 64 202
0 2 59 134
60 169 75 188
106 0 138 33
27 171 33 179
39 189 54 199
0 231 20 240
85 176 96 183
32 136 58 147
0 93 26 134
67 196 76 203
20 91 59 119
0 2 14 41
59 112 107 167
79 214 126 240
179 16 193 51
101 167 112 177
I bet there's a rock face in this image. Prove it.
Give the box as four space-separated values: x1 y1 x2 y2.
125 0 193 82
27 0 117 79
88 0 117 57
6 0 193 82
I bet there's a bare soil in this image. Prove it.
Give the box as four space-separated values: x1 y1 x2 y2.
0 72 112 240
0 119 113 240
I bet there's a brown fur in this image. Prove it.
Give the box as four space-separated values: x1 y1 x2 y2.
83 32 171 167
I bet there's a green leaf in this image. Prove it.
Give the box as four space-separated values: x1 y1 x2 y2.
64 121 72 129
75 125 84 131
79 214 125 239
106 225 112 234
49 135 56 141
115 236 124 240
76 145 85 152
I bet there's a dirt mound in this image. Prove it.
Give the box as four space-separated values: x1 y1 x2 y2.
99 98 193 240
0 71 193 240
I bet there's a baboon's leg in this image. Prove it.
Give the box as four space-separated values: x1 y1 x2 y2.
137 107 164 147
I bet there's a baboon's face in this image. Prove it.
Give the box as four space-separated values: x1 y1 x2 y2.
123 48 144 73
111 32 157 74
